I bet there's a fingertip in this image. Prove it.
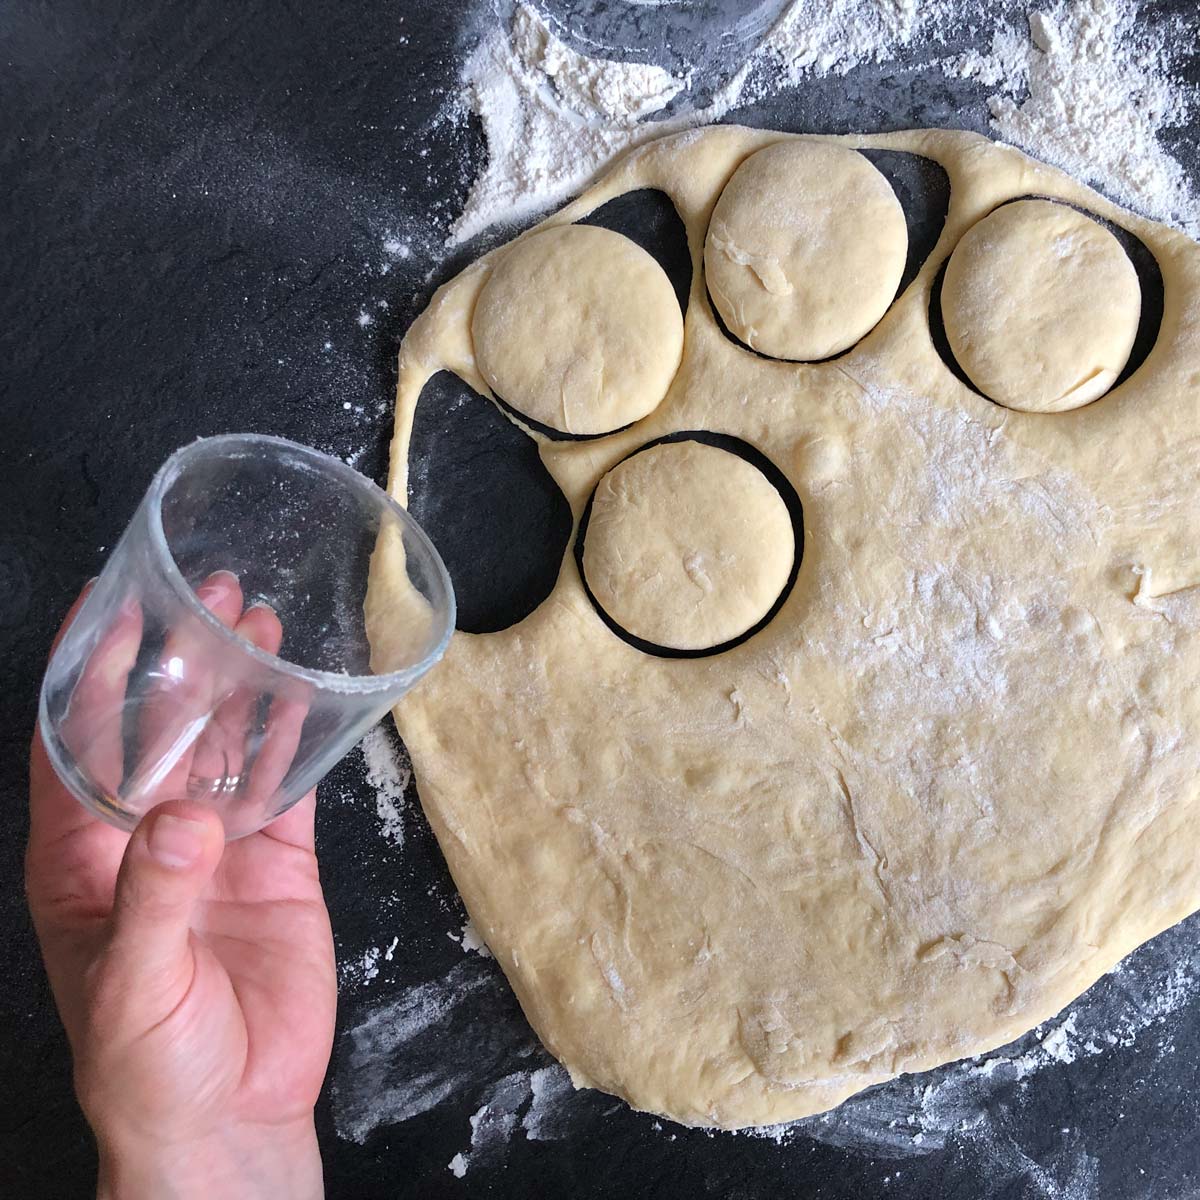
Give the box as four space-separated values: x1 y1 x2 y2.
194 570 244 628
235 602 284 656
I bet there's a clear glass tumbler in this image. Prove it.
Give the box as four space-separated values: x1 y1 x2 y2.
39 433 454 839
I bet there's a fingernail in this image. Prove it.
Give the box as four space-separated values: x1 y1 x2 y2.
148 813 207 868
196 570 239 606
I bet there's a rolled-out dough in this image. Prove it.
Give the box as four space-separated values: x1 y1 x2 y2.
941 198 1141 412
471 223 684 436
581 440 795 651
369 127 1200 1130
703 139 908 361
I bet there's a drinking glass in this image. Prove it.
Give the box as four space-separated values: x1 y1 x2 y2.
39 433 454 839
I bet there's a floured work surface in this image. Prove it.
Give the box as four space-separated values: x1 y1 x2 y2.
367 126 1200 1129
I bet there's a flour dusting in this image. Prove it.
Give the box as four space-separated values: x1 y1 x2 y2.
332 951 589 1151
958 0 1199 236
451 1 948 243
451 3 688 244
452 0 1197 244
338 944 383 990
360 723 411 848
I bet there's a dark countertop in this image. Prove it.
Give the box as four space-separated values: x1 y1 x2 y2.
4 2 1200 1197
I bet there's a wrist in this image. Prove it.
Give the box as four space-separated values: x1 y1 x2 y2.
96 1116 322 1200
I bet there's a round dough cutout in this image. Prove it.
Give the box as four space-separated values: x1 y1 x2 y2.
581 440 795 651
941 198 1141 412
704 140 908 360
472 224 684 436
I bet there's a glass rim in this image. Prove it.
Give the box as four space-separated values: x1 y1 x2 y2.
145 432 455 694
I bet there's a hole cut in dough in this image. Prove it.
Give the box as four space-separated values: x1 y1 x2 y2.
579 188 693 319
581 439 795 652
704 140 908 361
407 372 572 635
941 198 1141 413
472 224 684 437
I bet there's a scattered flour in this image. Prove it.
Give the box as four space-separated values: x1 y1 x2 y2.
334 917 1200 1184
451 3 688 243
438 1065 581 1176
958 0 1198 236
332 956 549 1144
339 944 382 990
763 0 929 83
521 1064 579 1141
451 0 1198 245
451 1 943 243
360 724 411 849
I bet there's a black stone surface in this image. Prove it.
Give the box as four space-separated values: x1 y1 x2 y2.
4 2 1200 1197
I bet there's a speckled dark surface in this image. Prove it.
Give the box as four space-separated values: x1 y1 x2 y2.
5 2 1200 1197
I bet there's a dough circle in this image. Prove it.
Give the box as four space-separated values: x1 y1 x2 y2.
704 140 908 360
581 440 795 651
941 198 1141 412
471 224 684 436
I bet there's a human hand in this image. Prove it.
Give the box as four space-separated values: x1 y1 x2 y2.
27 579 337 1200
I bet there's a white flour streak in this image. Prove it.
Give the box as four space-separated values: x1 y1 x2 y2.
333 956 586 1148
442 1065 581 1175
764 0 928 82
452 4 688 243
360 723 411 848
333 959 504 1143
522 1065 578 1140
334 919 1199 1182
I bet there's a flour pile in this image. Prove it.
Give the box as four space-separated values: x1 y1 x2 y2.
958 0 1199 237
452 0 1198 244
452 4 690 243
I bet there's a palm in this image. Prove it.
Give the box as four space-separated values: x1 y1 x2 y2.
188 817 336 1125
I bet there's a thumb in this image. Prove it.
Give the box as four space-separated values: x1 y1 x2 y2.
106 802 225 1002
